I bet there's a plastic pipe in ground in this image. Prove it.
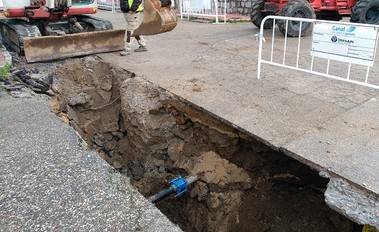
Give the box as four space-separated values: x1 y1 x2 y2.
149 176 198 203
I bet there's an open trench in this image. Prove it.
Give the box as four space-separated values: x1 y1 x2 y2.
51 57 361 232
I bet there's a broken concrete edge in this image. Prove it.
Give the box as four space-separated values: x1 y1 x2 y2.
103 60 378 228
282 147 379 228
324 177 379 229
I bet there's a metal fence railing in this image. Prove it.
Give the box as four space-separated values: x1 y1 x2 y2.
97 0 120 13
257 16 379 90
179 0 227 24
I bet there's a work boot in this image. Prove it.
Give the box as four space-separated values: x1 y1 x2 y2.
120 49 131 56
120 42 132 56
134 45 147 52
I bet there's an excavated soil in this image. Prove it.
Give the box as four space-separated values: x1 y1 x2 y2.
51 57 360 232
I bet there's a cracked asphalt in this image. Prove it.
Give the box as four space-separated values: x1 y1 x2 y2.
0 94 181 232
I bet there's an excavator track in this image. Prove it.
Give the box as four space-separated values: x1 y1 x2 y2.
76 15 114 31
0 19 42 54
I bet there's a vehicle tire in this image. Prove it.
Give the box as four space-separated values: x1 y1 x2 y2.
350 0 379 24
250 0 274 29
277 0 316 37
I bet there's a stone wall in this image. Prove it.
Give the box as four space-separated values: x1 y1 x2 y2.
223 0 252 15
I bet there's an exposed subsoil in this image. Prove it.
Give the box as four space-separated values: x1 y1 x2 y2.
50 57 361 232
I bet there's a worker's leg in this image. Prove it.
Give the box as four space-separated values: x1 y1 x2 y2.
121 11 134 56
120 31 132 56
134 35 147 52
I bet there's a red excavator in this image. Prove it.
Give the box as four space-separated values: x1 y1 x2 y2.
0 0 177 62
250 0 379 36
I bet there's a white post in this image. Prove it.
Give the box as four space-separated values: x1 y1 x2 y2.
296 21 302 68
270 19 275 62
112 0 116 13
365 66 370 83
215 0 219 24
223 0 227 24
282 19 288 65
257 20 265 79
180 0 183 20
48 0 55 8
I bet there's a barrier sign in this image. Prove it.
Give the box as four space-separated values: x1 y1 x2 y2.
189 0 212 11
311 22 378 66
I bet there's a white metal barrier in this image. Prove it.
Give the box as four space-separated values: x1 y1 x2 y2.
97 0 120 13
179 0 227 24
257 16 379 90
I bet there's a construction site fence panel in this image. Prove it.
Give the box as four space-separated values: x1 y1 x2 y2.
97 0 121 12
179 0 227 24
257 15 379 90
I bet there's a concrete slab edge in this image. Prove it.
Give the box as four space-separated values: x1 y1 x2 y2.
325 178 379 229
282 147 379 228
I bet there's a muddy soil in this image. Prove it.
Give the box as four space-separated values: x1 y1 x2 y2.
0 52 63 98
52 57 360 232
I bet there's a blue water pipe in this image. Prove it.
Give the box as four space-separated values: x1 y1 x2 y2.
149 176 198 203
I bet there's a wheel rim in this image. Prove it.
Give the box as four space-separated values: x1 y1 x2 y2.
366 7 379 24
290 10 308 31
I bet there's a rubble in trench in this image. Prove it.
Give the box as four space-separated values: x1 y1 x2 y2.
51 57 359 232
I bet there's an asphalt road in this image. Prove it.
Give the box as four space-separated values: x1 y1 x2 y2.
0 94 181 232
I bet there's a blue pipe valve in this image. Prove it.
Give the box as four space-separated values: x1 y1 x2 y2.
169 176 188 197
149 176 198 203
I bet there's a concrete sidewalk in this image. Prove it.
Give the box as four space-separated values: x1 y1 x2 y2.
0 94 181 231
97 10 379 226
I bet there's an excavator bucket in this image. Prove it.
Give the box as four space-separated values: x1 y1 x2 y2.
133 0 177 36
24 29 125 63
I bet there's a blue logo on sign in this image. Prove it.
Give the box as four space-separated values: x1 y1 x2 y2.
331 35 338 42
332 25 356 33
332 26 345 32
346 26 356 32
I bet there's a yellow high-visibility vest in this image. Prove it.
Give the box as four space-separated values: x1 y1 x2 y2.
128 0 143 12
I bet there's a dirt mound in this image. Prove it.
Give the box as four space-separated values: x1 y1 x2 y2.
176 151 252 189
